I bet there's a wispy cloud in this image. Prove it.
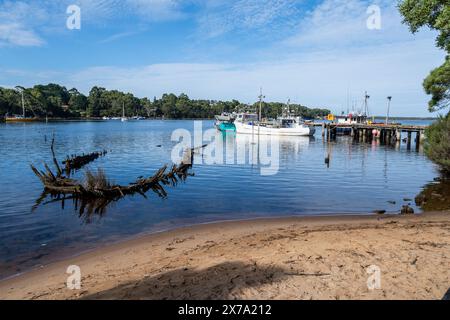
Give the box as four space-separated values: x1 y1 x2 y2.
0 0 187 46
99 31 140 44
0 1 48 46
197 0 301 38
284 0 432 49
0 23 44 46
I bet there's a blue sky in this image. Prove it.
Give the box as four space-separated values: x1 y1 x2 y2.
0 0 446 116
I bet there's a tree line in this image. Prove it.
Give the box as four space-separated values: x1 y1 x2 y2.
0 84 330 120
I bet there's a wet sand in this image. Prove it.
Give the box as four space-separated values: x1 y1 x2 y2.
1 212 449 300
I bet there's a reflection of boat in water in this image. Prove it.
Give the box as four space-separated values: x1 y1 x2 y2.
214 113 236 132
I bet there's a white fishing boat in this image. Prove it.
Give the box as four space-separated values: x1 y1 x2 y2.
234 115 315 136
234 95 315 136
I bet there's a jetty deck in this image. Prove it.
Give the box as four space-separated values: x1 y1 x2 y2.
320 122 428 149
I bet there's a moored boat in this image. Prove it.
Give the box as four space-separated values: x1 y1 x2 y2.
5 115 39 122
234 98 316 137
214 113 236 132
234 115 315 136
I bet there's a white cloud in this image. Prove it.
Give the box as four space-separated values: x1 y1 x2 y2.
0 1 48 46
0 0 186 46
284 0 432 49
0 23 44 46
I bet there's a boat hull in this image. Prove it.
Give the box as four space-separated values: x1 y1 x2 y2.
5 117 39 122
216 122 236 132
235 122 315 136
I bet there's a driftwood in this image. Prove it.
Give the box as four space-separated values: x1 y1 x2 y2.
63 150 108 175
31 142 195 218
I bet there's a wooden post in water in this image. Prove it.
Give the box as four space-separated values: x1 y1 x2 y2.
420 130 426 143
396 129 401 142
407 131 412 149
415 131 419 150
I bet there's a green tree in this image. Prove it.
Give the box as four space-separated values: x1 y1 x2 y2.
399 0 449 111
87 87 106 117
424 113 450 174
399 0 450 175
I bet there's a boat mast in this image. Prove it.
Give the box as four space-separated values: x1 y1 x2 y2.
258 87 265 122
15 86 26 118
21 90 25 118
122 102 125 118
287 99 290 117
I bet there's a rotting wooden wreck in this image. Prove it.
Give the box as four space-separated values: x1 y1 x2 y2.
30 139 196 216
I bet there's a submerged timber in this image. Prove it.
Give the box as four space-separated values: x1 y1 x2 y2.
30 140 195 216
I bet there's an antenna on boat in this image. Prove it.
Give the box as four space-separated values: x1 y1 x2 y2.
346 85 350 115
286 98 291 117
386 96 392 125
258 87 265 122
364 91 370 117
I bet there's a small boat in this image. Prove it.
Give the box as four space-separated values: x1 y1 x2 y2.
5 90 38 122
214 113 236 132
103 116 111 120
5 115 38 122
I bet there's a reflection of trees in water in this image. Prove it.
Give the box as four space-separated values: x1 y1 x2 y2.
415 178 450 211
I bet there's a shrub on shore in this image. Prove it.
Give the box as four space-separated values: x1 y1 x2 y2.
425 113 450 176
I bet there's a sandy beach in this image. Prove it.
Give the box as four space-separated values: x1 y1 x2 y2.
1 212 449 300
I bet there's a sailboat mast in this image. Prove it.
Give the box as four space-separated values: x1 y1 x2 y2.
258 87 264 122
21 90 25 118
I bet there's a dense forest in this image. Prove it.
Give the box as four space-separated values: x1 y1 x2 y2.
0 84 330 120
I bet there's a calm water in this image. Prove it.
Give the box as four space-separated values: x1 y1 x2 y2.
0 119 439 278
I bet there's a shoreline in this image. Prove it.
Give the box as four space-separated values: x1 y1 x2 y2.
1 211 449 300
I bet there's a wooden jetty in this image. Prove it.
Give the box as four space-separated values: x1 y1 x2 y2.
321 123 428 149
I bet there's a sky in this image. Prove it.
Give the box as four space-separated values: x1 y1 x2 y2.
0 0 446 117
